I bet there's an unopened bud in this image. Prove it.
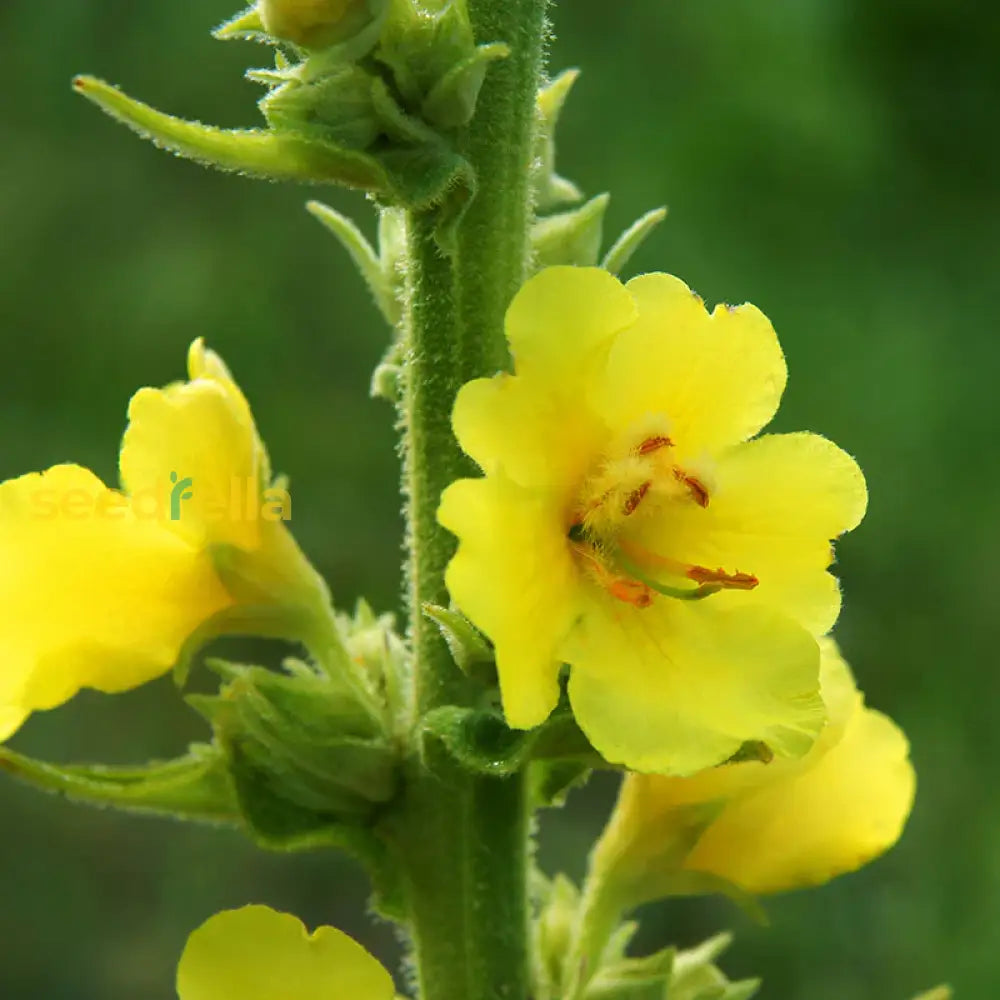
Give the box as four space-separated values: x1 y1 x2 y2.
259 0 384 50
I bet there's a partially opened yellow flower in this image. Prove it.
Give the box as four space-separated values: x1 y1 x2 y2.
0 340 327 741
176 905 396 1000
439 266 867 774
590 641 915 899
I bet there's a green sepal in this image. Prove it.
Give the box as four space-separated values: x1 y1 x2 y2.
602 207 668 277
72 75 388 190
421 696 600 777
259 60 382 148
223 736 407 917
213 7 271 43
582 946 675 1000
376 0 476 110
529 758 592 808
370 348 404 402
668 934 760 1000
532 193 610 270
0 743 240 824
421 42 510 129
421 602 493 676
534 69 584 210
376 140 476 248
203 659 395 788
534 873 581 999
306 199 402 325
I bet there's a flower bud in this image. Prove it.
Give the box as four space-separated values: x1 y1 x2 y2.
259 0 385 51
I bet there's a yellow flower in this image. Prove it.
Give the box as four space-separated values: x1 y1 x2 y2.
0 340 325 741
439 266 867 774
176 905 396 1000
591 641 915 898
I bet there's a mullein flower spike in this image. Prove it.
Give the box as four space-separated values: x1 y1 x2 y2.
590 640 914 900
0 340 333 741
439 266 867 775
177 905 396 1000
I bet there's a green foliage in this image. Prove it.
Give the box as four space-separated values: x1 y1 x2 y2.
0 743 240 823
421 698 599 777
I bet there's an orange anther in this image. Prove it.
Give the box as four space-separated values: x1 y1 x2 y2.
572 541 654 608
673 469 709 507
637 435 673 455
609 578 654 607
687 565 759 590
623 480 651 515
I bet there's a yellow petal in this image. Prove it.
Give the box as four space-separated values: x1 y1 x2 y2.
119 341 265 551
452 373 606 490
438 475 581 728
612 639 861 818
684 693 914 894
505 266 637 382
176 905 395 1000
0 465 232 735
595 273 787 453
635 432 867 635
187 338 271 486
564 597 824 775
588 642 909 908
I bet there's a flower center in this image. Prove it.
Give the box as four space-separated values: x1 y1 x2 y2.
569 421 758 608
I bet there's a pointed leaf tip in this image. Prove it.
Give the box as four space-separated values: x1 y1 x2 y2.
72 75 387 191
422 42 511 129
532 192 610 269
213 7 268 41
306 200 401 326
422 603 493 674
602 207 668 276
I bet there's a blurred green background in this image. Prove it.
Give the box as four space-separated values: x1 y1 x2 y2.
1 1 997 996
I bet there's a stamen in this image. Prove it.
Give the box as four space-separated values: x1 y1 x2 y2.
618 540 760 595
687 565 759 590
609 578 653 608
623 480 651 515
572 541 654 608
636 435 673 455
571 487 611 527
673 469 710 507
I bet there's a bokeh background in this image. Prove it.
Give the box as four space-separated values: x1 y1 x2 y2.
1 1 997 996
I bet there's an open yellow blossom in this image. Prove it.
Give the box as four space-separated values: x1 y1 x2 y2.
589 641 915 898
439 266 867 774
0 340 325 741
177 905 396 1000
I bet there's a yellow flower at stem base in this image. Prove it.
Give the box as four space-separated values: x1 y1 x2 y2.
439 266 867 775
0 340 328 741
589 641 915 900
176 905 396 1000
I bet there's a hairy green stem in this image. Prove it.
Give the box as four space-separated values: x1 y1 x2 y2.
402 0 550 715
389 2 549 998
381 752 532 1000
456 0 550 381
